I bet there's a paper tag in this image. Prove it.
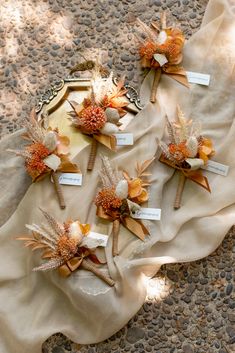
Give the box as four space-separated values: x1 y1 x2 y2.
131 207 161 221
89 232 108 247
114 133 134 146
55 173 83 186
186 71 210 86
202 160 229 176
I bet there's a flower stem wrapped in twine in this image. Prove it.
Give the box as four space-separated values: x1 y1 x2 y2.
51 171 66 209
87 138 98 171
112 219 120 257
150 69 161 103
81 258 115 286
174 172 186 209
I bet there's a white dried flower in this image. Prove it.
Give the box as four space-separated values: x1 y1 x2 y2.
115 179 129 199
186 136 198 158
43 131 57 152
105 107 120 123
69 222 83 244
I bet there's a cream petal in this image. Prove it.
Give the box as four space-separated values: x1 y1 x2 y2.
43 131 57 152
115 179 128 199
153 53 168 67
43 154 61 171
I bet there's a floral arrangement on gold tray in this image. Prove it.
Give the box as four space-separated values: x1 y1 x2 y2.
159 106 214 209
17 209 114 286
68 70 128 171
8 109 79 209
135 12 189 103
95 156 154 256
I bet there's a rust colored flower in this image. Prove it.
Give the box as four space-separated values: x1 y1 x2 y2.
128 178 149 204
95 187 122 213
198 138 214 163
25 142 50 177
139 41 158 60
56 234 78 261
78 106 107 134
138 27 185 68
168 142 190 163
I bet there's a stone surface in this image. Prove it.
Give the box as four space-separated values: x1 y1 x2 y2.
1 0 235 353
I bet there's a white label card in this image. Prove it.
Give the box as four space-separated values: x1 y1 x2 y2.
202 160 229 177
131 207 161 221
114 133 134 146
55 173 83 186
89 232 108 247
186 71 210 86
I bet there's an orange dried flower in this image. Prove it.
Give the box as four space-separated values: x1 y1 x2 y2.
168 142 190 162
78 106 107 134
139 28 184 68
95 187 122 213
128 178 149 204
56 234 78 261
139 41 157 60
25 142 50 177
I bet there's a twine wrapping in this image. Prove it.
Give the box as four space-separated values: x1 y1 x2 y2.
87 138 98 171
51 171 66 209
174 173 186 210
81 258 115 286
112 219 120 256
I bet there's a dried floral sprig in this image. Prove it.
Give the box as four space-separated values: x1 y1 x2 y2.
67 69 128 171
17 209 115 286
95 156 155 256
70 54 109 77
159 106 214 209
135 12 189 103
8 108 79 209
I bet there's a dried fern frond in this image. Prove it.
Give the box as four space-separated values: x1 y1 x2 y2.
159 141 176 162
7 149 31 159
33 258 64 272
166 117 176 144
23 108 45 144
136 157 155 178
25 224 56 249
39 208 64 236
136 18 158 42
99 155 121 188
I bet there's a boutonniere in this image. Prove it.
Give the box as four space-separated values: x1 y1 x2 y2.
17 209 114 286
8 109 79 209
135 12 189 103
68 71 128 171
95 156 154 256
159 106 214 209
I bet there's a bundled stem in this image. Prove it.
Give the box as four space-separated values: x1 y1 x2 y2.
174 173 186 210
51 172 66 210
150 69 161 103
112 219 120 256
81 258 115 286
87 138 98 171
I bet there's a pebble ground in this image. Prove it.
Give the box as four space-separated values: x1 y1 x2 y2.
0 1 234 353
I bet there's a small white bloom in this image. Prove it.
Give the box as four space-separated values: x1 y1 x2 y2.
43 131 57 152
115 179 129 199
186 136 198 158
156 30 168 45
105 107 120 123
69 222 83 244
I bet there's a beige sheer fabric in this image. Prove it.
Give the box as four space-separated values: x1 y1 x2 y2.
1 0 235 351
